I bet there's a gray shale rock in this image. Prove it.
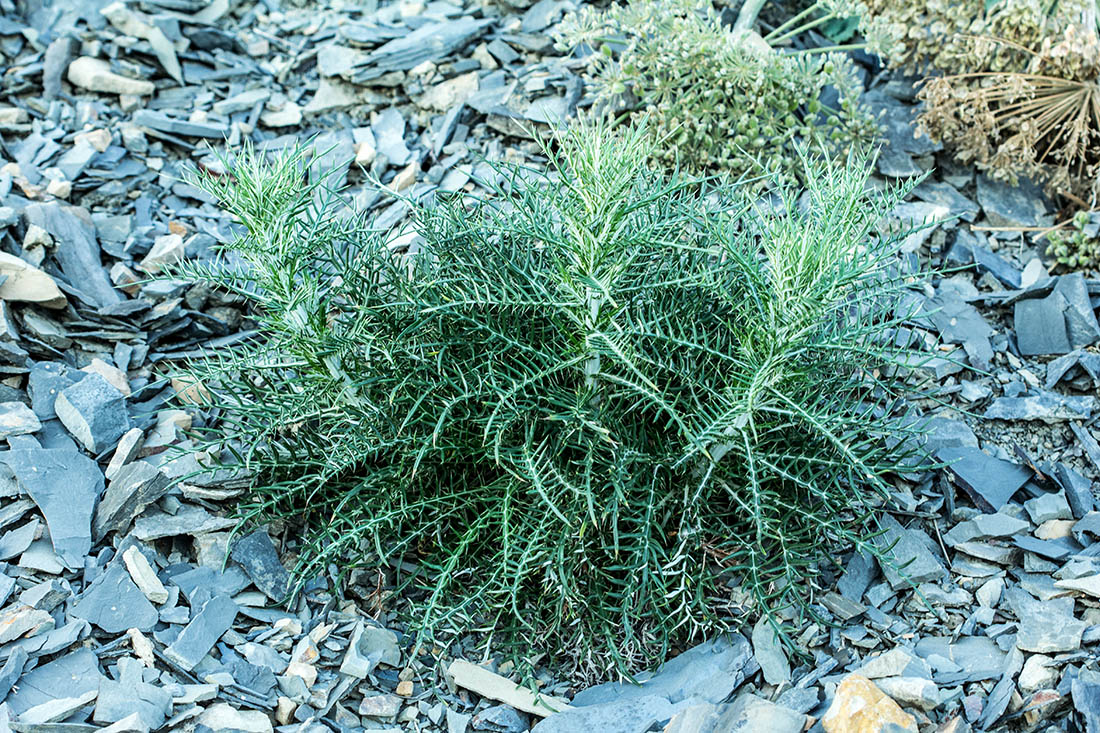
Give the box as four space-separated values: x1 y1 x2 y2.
163 592 238 671
873 514 947 588
71 560 158 633
93 460 171 540
2 446 103 568
230 529 290 601
571 635 758 707
55 373 130 454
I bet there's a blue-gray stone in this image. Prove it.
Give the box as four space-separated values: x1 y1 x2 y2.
0 647 27 700
1053 273 1100 349
473 704 529 733
5 648 102 716
1056 463 1095 519
873 514 947 588
27 362 83 420
93 460 171 541
937 447 1031 512
1015 293 1071 356
713 692 806 733
571 636 757 707
55 142 97 181
54 373 130 454
71 560 158 633
972 244 1022 289
976 174 1051 229
230 529 289 601
2 447 102 568
132 109 230 138
533 695 677 733
168 565 250 605
983 391 1098 422
348 18 492 83
93 656 171 729
163 593 238 671
22 202 121 309
837 550 877 602
0 518 39 561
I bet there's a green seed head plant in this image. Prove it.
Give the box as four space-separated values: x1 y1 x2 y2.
554 0 877 188
861 0 1084 76
1046 209 1100 270
172 119 933 679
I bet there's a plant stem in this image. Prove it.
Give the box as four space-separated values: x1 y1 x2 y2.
768 15 841 45
791 43 866 55
763 3 823 41
734 0 768 31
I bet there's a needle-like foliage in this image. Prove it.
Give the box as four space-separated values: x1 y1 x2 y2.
171 120 931 677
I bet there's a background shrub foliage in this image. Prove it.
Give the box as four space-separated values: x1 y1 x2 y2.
864 0 1100 270
555 0 877 188
177 122 930 674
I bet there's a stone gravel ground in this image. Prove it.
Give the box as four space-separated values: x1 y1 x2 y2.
0 0 1099 731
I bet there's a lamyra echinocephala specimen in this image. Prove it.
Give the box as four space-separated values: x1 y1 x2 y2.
169 119 935 679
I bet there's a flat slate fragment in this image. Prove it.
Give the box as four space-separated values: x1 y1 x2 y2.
571 635 758 707
1015 295 1072 356
1014 534 1075 561
715 692 807 733
230 529 290 601
937 446 1031 512
5 648 103 716
1056 463 1095 518
22 201 121 309
163 593 238 671
169 565 251 604
983 391 1098 422
1053 273 1100 349
1006 588 1086 653
976 174 1051 229
93 460 170 540
0 517 39 561
837 550 877 602
751 617 790 685
54 372 130 454
0 647 28 700
71 560 158 633
1071 673 1100 732
348 18 493 82
132 109 230 138
532 695 676 733
132 505 236 540
2 447 103 568
94 657 171 728
873 514 947 588
26 362 82 420
0 401 40 438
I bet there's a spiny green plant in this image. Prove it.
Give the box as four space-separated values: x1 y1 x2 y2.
170 119 933 678
554 0 876 188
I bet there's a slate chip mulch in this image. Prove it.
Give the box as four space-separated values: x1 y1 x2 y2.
0 0 1099 730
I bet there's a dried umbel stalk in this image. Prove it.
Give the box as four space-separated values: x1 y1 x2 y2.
917 24 1100 206
861 0 1100 222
